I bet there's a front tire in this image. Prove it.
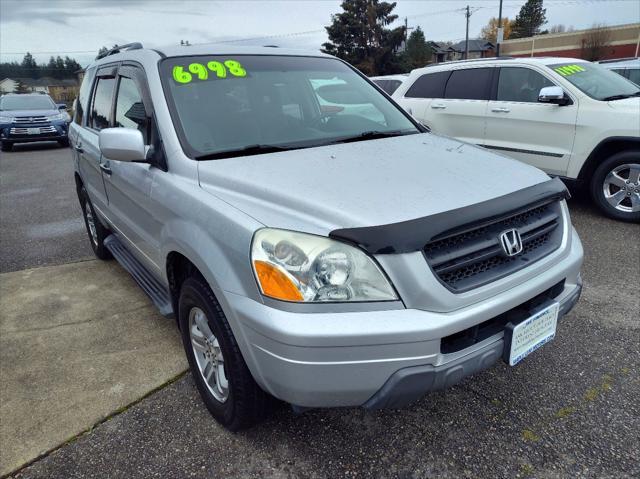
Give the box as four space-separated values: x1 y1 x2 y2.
590 151 640 222
178 276 272 431
79 186 112 259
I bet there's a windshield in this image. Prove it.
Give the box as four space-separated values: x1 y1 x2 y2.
160 55 419 158
548 62 640 101
0 95 56 111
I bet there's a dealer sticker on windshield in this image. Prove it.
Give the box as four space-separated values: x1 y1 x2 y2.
507 302 559 366
172 59 247 84
554 64 586 76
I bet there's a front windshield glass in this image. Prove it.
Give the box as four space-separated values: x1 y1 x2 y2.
0 95 56 111
548 62 639 101
160 55 419 158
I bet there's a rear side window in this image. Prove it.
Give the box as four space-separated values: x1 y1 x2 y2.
74 67 96 126
497 67 554 103
444 68 492 100
90 77 115 130
374 79 402 95
628 69 640 85
405 71 450 98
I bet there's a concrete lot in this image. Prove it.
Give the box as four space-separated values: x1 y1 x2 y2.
1 144 639 478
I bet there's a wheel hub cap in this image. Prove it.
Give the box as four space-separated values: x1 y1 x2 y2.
603 163 640 213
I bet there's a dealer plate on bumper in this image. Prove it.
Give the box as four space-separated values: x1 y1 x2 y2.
505 302 559 366
27 128 40 135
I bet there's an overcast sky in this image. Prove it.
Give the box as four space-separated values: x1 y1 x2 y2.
1 0 638 66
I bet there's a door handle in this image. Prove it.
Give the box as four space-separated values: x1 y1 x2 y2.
431 104 446 110
74 144 84 153
491 107 510 113
99 163 112 176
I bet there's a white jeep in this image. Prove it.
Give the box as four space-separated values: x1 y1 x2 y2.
394 57 640 222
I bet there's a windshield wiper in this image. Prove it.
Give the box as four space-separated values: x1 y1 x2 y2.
602 91 640 101
194 144 298 161
329 130 417 145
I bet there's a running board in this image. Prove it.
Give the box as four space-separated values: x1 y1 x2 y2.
104 234 174 318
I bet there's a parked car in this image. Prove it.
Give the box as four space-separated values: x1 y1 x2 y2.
598 57 640 86
370 74 408 95
393 57 640 222
71 43 583 430
0 93 71 151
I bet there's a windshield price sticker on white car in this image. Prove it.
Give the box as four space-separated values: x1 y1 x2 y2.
172 60 247 84
508 302 559 366
554 64 586 76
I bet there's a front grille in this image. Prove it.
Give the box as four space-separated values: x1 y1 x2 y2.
424 200 563 292
14 116 49 124
10 126 57 135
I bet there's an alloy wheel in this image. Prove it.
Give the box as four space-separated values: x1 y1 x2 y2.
602 163 640 213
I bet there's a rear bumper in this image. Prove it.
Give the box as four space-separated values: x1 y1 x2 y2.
226 229 583 408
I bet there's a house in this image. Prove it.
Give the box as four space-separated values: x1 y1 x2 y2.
500 22 639 60
0 77 79 102
449 39 495 60
427 41 456 63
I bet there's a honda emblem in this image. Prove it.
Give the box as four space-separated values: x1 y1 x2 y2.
499 229 523 257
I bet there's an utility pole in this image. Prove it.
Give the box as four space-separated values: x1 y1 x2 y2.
404 17 414 49
464 5 470 60
496 0 504 57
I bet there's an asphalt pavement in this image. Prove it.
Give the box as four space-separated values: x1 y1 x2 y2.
2 143 639 478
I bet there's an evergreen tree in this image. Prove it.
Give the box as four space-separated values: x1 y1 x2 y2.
511 0 547 38
322 0 406 75
20 52 39 78
404 27 431 69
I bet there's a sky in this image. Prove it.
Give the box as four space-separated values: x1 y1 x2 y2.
1 0 639 66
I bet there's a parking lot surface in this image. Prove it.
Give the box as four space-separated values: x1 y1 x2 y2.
2 144 639 478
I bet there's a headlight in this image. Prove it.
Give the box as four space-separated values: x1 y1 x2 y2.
47 112 66 121
0 115 14 123
251 229 398 302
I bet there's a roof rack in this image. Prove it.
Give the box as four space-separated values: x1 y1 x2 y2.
425 56 514 68
96 42 143 60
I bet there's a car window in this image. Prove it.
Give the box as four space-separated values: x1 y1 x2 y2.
548 61 638 101
627 69 640 86
373 79 402 95
160 55 418 158
0 95 56 110
115 76 148 143
497 67 555 103
445 68 492 100
90 77 115 130
405 71 449 99
74 67 96 126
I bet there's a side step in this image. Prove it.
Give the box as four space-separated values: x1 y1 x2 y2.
104 234 174 318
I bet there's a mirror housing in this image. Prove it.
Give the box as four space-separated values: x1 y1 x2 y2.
99 128 146 162
538 86 569 105
57 103 67 110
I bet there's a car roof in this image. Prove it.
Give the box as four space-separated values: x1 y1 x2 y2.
408 56 589 76
370 74 408 81
598 57 640 68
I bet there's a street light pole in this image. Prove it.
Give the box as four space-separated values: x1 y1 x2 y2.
464 5 470 60
496 0 504 57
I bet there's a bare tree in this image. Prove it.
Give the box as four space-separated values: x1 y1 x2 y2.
581 24 612 61
549 24 566 33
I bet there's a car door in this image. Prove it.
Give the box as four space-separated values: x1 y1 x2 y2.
399 70 450 128
100 64 163 273
428 67 493 146
76 66 116 215
484 66 578 175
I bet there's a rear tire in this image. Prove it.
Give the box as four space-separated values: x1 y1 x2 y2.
79 186 112 259
590 151 640 222
1 141 13 152
178 276 272 431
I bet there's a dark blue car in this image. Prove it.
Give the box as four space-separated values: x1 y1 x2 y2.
0 93 71 151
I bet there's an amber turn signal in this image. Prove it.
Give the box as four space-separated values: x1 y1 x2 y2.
253 260 304 302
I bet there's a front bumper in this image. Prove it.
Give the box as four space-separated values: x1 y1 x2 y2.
0 121 68 143
226 228 583 409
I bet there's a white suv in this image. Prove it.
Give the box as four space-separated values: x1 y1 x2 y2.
394 57 640 222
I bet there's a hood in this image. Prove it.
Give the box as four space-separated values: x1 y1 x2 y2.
2 109 58 118
607 96 640 111
198 133 550 236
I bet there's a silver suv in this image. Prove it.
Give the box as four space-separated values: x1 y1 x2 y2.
70 43 583 430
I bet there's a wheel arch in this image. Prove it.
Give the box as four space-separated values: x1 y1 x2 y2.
578 137 640 182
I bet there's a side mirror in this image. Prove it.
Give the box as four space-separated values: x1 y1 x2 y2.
99 128 145 162
57 103 67 110
538 86 568 105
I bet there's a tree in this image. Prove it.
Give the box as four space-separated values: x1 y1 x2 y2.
404 27 431 69
322 0 406 75
97 46 109 58
20 52 39 78
581 24 612 61
15 80 30 94
480 17 513 43
511 0 547 38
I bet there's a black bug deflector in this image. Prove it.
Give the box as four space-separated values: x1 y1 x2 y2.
329 177 570 255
